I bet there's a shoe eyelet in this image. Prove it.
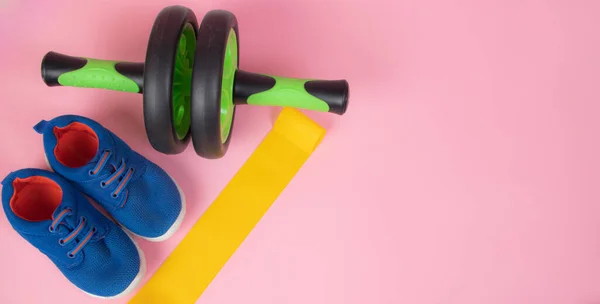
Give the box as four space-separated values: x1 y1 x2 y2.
100 181 107 188
92 227 97 233
88 170 95 176
48 226 55 233
67 253 75 259
58 239 65 246
111 193 118 199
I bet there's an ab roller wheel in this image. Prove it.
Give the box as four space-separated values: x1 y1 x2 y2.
191 10 239 158
41 5 350 159
144 6 198 155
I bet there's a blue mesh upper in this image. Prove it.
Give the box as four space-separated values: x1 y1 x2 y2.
1 168 141 297
116 160 181 237
36 115 183 239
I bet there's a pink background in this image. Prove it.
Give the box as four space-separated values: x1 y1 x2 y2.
1 0 599 303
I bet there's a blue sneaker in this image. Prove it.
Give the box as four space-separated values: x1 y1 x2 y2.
1 168 145 298
34 115 186 242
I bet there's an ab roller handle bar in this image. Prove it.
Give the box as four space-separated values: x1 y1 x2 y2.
40 6 349 159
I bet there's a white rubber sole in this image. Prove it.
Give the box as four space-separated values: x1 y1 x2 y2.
44 155 53 172
81 231 147 299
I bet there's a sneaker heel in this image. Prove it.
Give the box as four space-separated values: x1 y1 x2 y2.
33 120 51 134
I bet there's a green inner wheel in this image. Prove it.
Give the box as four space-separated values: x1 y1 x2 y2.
220 29 238 143
172 23 196 140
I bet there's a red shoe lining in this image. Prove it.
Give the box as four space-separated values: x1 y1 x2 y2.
10 176 63 222
53 122 99 168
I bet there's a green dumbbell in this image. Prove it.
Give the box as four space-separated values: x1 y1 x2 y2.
41 6 349 159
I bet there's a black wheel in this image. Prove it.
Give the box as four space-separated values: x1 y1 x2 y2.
191 10 239 159
143 5 198 154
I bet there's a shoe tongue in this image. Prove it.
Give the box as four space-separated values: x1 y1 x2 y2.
87 149 119 176
85 151 103 169
65 142 117 178
50 198 79 233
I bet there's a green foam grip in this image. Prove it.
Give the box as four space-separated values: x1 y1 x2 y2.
41 51 144 93
233 70 349 115
248 76 330 111
58 59 139 92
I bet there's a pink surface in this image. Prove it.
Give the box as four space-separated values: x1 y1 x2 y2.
1 0 599 303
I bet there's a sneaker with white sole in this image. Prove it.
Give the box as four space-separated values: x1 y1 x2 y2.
1 168 145 298
34 115 186 242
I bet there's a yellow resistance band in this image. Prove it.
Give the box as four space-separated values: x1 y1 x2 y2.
129 107 326 304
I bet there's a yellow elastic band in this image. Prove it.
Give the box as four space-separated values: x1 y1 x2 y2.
129 108 326 304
